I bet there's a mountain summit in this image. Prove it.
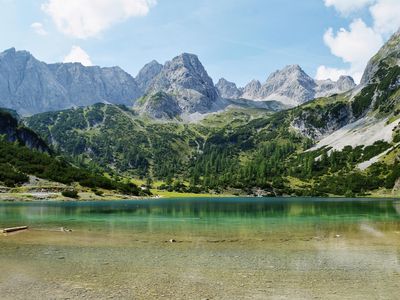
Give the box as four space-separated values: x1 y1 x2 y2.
216 65 356 106
139 53 219 115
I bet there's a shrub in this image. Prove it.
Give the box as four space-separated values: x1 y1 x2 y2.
94 190 104 197
62 190 79 199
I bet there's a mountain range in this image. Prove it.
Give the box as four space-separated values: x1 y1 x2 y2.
0 29 399 197
0 48 355 117
216 65 355 106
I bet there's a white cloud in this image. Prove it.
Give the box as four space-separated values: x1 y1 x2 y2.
42 0 157 39
318 0 400 83
317 19 383 82
324 19 383 68
316 66 348 81
370 0 400 35
324 0 376 15
30 22 47 36
63 46 93 66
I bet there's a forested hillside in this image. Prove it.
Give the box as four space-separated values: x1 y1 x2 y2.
0 109 144 196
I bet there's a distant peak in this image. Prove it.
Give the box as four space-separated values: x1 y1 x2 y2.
284 64 302 70
3 47 16 54
337 75 355 82
217 78 230 84
0 48 33 59
178 52 198 58
147 59 162 66
173 53 201 64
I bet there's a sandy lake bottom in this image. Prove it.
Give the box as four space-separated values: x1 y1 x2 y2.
0 198 399 299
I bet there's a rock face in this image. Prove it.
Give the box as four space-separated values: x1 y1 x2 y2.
236 65 356 106
0 108 50 152
257 65 317 105
0 48 142 116
361 29 400 85
242 80 262 99
315 76 356 98
135 92 182 119
147 53 219 114
135 60 163 92
216 78 242 99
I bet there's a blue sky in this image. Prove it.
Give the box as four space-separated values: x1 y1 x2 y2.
0 0 399 85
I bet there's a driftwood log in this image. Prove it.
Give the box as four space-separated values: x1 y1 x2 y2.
1 226 28 233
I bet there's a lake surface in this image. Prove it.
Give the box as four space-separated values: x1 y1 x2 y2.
1 197 400 299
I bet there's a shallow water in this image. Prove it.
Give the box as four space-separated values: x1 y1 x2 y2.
1 198 400 299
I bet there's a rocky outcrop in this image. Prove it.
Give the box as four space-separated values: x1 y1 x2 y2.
0 48 142 116
135 60 163 92
361 29 400 85
242 80 262 99
48 63 141 107
135 92 182 119
315 76 356 98
216 78 242 99
0 108 50 152
147 53 219 114
291 102 353 140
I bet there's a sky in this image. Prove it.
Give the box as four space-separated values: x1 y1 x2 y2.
0 0 399 85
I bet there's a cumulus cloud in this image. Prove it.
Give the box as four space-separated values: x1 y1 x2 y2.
324 0 375 15
370 0 400 35
42 0 157 39
30 22 47 36
322 19 383 82
316 66 348 81
318 0 400 83
63 46 93 66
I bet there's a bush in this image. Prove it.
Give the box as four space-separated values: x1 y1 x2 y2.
94 190 104 197
62 190 79 199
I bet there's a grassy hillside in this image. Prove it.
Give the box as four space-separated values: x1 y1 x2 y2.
0 109 146 197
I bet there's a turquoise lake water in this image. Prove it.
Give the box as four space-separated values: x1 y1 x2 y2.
1 197 400 236
1 198 400 299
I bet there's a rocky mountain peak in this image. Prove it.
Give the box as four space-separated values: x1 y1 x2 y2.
256 64 316 105
225 65 356 106
266 64 314 85
216 78 241 99
242 80 262 99
336 76 356 90
163 53 215 88
135 60 163 92
147 53 219 114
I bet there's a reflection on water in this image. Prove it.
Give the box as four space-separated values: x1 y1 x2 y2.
1 198 399 239
1 198 400 299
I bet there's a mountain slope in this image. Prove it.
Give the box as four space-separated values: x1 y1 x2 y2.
135 60 163 92
0 108 50 152
216 78 242 99
145 53 220 114
0 48 142 116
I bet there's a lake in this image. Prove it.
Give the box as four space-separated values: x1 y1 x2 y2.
0 197 399 299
